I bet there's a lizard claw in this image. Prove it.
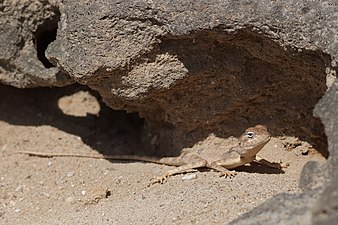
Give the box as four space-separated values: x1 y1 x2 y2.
270 162 289 170
149 175 168 186
219 171 237 178
280 162 290 169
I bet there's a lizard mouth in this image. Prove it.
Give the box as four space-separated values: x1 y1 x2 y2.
259 136 271 148
263 136 271 144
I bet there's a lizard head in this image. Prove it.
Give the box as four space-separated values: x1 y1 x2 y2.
237 125 271 157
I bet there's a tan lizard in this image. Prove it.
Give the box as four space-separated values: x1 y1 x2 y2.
16 125 287 184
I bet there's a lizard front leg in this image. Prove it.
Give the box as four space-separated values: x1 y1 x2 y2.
208 153 250 178
149 155 207 185
209 164 237 177
255 156 289 169
209 161 237 178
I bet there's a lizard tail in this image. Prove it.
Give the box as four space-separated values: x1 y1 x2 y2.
15 151 184 166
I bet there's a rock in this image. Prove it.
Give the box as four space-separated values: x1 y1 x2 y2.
0 0 73 88
181 173 197 181
229 191 318 225
311 80 338 225
84 186 111 205
299 161 325 190
1 1 338 224
66 171 75 177
44 0 331 155
1 0 333 155
312 179 338 225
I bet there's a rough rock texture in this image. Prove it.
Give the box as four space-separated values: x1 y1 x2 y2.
44 0 335 154
1 0 335 154
0 0 72 87
311 81 338 225
229 190 319 225
1 0 338 224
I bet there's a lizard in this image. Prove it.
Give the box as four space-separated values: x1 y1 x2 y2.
15 125 287 185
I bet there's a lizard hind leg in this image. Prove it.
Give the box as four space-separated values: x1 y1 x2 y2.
149 155 207 185
255 156 289 169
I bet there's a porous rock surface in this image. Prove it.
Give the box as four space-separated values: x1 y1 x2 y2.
1 1 338 224
0 0 72 87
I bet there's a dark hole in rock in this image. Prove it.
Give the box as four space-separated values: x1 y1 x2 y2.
35 28 57 68
34 9 60 68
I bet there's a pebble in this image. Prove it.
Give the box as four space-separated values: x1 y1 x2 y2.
181 173 197 181
67 171 75 177
15 185 24 192
41 192 50 198
65 196 75 203
38 180 45 185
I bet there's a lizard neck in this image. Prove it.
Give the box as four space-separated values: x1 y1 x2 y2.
240 155 256 164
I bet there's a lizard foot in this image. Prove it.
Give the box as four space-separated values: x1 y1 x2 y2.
149 175 169 186
280 162 290 169
219 171 237 178
269 162 290 170
256 157 290 170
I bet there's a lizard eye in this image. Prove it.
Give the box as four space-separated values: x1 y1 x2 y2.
246 132 254 138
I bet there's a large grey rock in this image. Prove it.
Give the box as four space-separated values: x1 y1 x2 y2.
229 191 319 225
311 80 338 225
1 1 338 224
314 81 338 180
45 0 333 154
1 1 335 154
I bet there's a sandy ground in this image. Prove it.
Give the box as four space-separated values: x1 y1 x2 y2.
0 84 325 224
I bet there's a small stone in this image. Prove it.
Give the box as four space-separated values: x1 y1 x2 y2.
67 171 75 177
294 146 309 156
47 161 53 167
9 201 16 207
38 180 45 185
15 185 24 192
65 196 75 203
41 192 50 198
181 173 197 181
81 190 86 196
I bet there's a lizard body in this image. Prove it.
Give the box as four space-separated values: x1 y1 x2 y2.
16 125 286 184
